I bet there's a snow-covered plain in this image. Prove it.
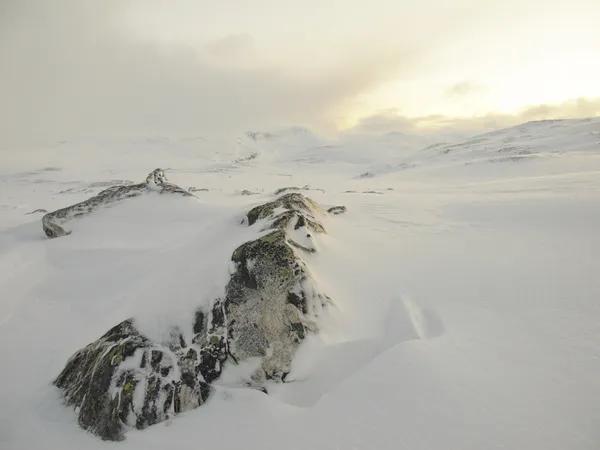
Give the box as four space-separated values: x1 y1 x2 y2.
1 118 599 449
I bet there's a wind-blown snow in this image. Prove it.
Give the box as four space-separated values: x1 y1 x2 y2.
1 118 599 449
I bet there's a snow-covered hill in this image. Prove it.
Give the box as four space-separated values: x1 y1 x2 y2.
1 118 599 449
366 117 600 179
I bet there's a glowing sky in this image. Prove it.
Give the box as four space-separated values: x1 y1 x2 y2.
1 0 599 142
122 0 600 114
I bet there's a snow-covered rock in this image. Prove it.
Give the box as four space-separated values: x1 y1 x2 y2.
54 319 213 441
52 187 344 441
41 169 192 238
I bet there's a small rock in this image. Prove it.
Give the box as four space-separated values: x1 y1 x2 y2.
327 206 347 215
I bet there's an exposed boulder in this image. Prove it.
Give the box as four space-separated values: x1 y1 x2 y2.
42 169 192 238
327 206 347 215
53 188 345 441
54 319 215 441
225 194 332 380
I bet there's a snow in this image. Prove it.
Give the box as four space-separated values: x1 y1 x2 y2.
1 118 600 449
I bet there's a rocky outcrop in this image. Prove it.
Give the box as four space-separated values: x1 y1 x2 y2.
42 169 192 238
54 320 213 441
53 187 346 441
226 193 331 380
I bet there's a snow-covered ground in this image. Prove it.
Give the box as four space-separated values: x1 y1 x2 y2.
1 118 599 449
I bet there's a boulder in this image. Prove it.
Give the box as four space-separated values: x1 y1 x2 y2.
52 185 345 440
54 320 213 441
327 206 347 215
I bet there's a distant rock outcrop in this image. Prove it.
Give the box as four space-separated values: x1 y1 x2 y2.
25 208 48 215
273 185 310 195
52 184 346 441
42 169 192 238
327 206 347 215
273 185 325 195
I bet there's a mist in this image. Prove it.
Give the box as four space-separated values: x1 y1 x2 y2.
2 0 598 147
0 0 407 145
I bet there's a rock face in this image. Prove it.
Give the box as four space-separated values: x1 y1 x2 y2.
52 187 345 441
42 169 192 238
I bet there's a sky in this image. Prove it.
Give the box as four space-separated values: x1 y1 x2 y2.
1 0 599 144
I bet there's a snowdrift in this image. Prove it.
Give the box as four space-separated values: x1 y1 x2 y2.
1 118 599 450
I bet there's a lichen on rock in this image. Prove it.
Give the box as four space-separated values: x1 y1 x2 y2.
53 319 214 441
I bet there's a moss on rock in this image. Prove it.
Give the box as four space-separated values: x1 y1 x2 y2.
53 319 214 441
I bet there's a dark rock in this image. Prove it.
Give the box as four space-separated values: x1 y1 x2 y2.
233 152 259 163
193 309 205 334
327 206 347 215
225 193 332 378
246 192 326 228
287 291 308 314
53 319 215 441
273 185 309 195
25 208 48 215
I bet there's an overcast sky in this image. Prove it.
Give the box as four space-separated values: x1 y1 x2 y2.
1 0 599 143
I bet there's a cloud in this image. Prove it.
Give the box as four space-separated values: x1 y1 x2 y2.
520 97 600 121
202 34 258 68
348 97 600 136
445 81 483 97
346 109 417 134
347 108 509 135
0 0 413 145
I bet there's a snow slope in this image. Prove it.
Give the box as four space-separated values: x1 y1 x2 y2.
1 118 599 449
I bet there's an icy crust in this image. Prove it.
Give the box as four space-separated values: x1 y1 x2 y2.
53 191 345 441
41 169 193 238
